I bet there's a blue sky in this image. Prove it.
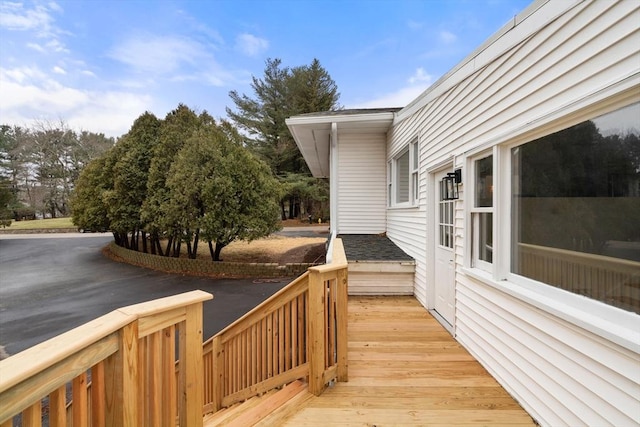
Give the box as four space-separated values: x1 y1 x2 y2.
0 0 532 138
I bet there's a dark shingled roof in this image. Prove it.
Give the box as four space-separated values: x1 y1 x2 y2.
339 234 414 262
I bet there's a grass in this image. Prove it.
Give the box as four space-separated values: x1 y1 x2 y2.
216 236 326 264
2 217 76 230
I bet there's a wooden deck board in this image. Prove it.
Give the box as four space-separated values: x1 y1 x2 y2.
280 296 535 426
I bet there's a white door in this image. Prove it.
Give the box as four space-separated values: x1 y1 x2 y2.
434 169 455 326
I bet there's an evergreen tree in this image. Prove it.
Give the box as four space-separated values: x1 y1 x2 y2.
164 123 282 261
141 104 212 256
105 112 160 251
227 58 340 220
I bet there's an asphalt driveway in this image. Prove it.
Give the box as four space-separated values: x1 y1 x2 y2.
0 234 290 356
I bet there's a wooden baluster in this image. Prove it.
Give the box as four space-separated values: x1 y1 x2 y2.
278 306 285 375
287 303 292 370
251 324 258 386
177 303 204 427
291 300 298 368
149 331 162 426
298 293 307 364
138 335 148 426
72 372 88 427
21 402 41 427
49 386 67 427
91 362 106 427
211 336 223 412
105 321 139 426
162 326 177 427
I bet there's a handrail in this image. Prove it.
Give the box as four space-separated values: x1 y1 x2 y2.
0 238 350 425
203 238 349 412
0 290 212 426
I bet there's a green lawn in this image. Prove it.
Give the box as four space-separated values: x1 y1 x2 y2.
3 217 76 230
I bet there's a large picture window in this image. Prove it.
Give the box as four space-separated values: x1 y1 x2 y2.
511 102 640 314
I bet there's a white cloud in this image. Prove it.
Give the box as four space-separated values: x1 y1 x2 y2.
350 85 428 109
350 68 434 109
108 32 240 89
67 92 153 136
47 2 62 13
52 65 65 74
0 1 67 53
0 65 152 137
108 34 205 75
0 2 53 31
439 30 457 44
407 20 424 31
408 67 432 84
27 42 45 52
235 33 268 57
45 38 68 53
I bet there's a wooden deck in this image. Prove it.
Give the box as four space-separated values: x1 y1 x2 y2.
255 296 536 426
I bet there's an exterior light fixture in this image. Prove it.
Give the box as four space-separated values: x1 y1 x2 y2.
442 169 462 200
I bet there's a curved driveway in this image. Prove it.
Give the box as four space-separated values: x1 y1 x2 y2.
0 234 289 356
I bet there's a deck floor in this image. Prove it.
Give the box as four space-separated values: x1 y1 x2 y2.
278 296 536 426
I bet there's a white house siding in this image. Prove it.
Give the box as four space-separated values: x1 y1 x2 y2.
337 134 386 234
386 209 427 303
384 0 640 425
347 267 415 295
385 101 429 306
457 275 640 426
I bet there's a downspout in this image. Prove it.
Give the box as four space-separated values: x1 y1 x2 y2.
326 122 338 263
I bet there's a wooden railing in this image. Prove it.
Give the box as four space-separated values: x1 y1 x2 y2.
203 238 349 412
0 290 212 427
0 239 349 425
517 243 640 313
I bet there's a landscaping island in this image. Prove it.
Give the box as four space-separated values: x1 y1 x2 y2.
1 218 329 278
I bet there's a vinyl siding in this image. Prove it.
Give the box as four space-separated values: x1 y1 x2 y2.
337 134 386 234
348 270 414 295
457 275 640 426
383 0 640 425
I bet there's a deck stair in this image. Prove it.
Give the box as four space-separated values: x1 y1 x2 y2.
203 380 311 426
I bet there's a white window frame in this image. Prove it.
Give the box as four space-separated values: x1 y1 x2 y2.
389 140 419 208
411 140 419 204
468 150 495 273
387 160 392 207
462 95 640 353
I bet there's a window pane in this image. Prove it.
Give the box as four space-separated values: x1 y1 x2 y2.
511 103 640 314
478 212 493 263
475 155 493 207
396 150 410 203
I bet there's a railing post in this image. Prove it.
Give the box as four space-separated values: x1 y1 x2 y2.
336 265 349 382
104 321 139 426
308 269 326 396
211 335 223 411
178 303 205 427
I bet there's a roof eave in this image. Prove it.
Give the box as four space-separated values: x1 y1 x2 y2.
286 111 397 178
